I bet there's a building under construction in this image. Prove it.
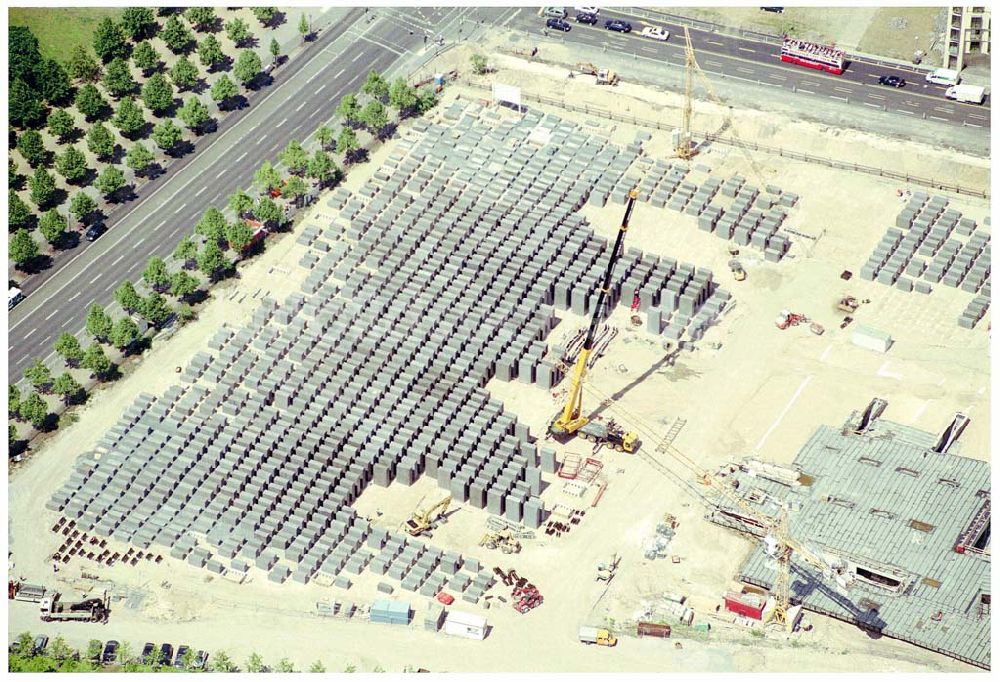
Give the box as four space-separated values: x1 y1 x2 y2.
708 403 990 669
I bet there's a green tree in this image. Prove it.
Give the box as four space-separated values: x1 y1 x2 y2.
38 209 68 245
36 59 74 105
114 280 142 313
363 70 389 102
69 192 97 223
110 316 140 350
210 651 238 673
228 190 254 217
95 165 126 198
336 94 361 124
344 664 357 673
9 229 40 268
389 77 417 114
316 124 334 150
9 26 41 83
245 653 264 673
86 122 116 160
252 7 277 25
277 658 296 673
233 49 262 87
198 241 231 280
337 127 358 156
116 641 134 670
28 167 58 208
86 304 113 341
185 7 216 31
198 34 225 69
269 37 281 63
10 79 45 128
74 84 109 121
170 56 199 91
52 373 83 404
16 130 47 167
177 97 210 131
254 196 282 227
279 139 308 175
55 332 85 365
415 89 437 114
112 97 147 138
93 17 128 62
9 385 22 419
121 7 157 41
85 639 103 662
81 344 113 379
162 15 195 54
210 74 238 106
55 146 88 183
307 151 339 188
66 45 101 83
169 270 199 299
282 175 308 203
143 255 170 290
102 57 136 98
20 392 49 428
132 41 160 75
309 661 326 673
126 142 155 175
173 236 198 266
470 53 488 75
9 424 17 448
47 109 77 142
49 636 73 662
360 100 388 133
225 18 252 46
141 292 172 325
24 358 53 391
225 219 255 252
9 191 32 231
151 120 183 152
298 14 310 39
253 160 282 193
9 158 19 188
142 72 175 114
196 206 228 242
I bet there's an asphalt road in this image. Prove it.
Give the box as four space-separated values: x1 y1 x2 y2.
7 7 491 383
512 7 990 129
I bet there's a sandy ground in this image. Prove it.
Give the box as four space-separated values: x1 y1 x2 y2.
8 43 987 674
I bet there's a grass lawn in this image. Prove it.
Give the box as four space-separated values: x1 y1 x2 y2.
9 6 125 64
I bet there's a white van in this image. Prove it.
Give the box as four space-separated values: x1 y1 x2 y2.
925 68 960 86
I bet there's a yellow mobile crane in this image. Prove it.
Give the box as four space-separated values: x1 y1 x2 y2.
549 189 640 453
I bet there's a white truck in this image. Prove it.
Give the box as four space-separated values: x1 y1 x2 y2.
945 84 986 104
925 68 960 86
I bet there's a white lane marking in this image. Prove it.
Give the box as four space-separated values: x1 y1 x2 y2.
173 204 186 214
67 292 81 302
833 86 852 93
311 107 323 117
317 83 327 92
351 51 364 63
802 80 819 86
868 93 885 100
25 328 37 338
929 115 949 121
737 46 755 53
257 134 268 143
215 168 227 179
195 187 206 196
88 274 101 284
277 118 288 127
911 399 931 423
755 375 813 452
295 101 306 112
863 102 882 108
736 66 754 74
44 309 60 321
704 60 723 67
154 219 166 230
798 89 814 95
964 122 982 127
934 106 955 113
104 280 116 292
819 344 833 362
501 7 521 27
134 237 146 248
111 254 125 266
895 109 915 115
334 67 346 79
968 113 987 120
876 361 903 380
768 73 786 81
706 39 724 46
236 152 248 162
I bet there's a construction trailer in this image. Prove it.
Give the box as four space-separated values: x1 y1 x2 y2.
851 324 893 353
724 591 766 620
443 610 488 640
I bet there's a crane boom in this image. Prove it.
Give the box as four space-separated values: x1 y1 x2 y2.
550 189 638 438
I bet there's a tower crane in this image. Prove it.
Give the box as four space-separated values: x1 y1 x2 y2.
550 360 852 629
548 189 640 453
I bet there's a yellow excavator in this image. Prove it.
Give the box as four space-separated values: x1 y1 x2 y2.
549 190 639 453
404 495 451 537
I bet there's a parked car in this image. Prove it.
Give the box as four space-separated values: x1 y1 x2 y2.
546 17 571 31
84 222 106 241
193 650 209 670
640 26 669 41
140 643 156 664
158 643 173 667
575 11 598 24
101 641 119 665
174 645 190 668
761 7 785 12
543 7 567 18
32 635 48 655
604 19 632 33
573 5 599 13
878 75 906 87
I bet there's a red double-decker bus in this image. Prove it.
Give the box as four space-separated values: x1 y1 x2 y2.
780 36 846 75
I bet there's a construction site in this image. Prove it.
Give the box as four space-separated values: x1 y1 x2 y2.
8 20 991 674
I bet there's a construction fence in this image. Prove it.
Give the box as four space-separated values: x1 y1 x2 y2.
455 79 989 200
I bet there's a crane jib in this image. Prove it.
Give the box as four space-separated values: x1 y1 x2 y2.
582 192 637 352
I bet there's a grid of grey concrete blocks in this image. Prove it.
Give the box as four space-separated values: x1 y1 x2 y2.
48 98 730 602
860 193 990 327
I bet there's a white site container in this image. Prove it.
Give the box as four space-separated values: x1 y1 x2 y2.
443 610 488 640
851 325 892 354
